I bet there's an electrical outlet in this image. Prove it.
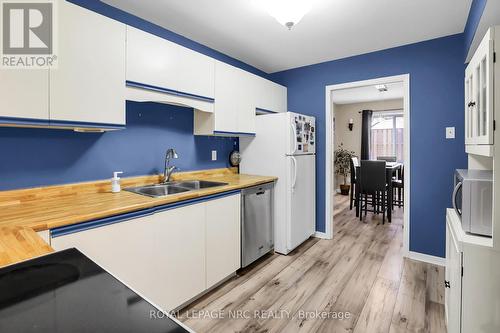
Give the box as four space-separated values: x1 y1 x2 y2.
446 127 455 139
211 150 217 161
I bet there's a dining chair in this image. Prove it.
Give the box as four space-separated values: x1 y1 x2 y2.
377 156 397 162
358 160 387 223
349 156 360 210
392 165 404 208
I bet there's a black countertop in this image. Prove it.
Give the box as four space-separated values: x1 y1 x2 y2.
0 248 190 333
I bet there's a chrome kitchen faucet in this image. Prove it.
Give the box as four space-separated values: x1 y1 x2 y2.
163 148 179 183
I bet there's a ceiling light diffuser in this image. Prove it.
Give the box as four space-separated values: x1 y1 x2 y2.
254 0 312 30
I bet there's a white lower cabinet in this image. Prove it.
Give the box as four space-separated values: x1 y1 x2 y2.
445 215 462 333
206 194 241 288
445 209 500 333
51 193 241 311
151 204 206 309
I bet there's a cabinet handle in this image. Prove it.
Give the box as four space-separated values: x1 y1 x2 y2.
444 280 451 288
468 101 476 107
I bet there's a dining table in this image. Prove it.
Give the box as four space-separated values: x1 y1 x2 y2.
355 162 403 222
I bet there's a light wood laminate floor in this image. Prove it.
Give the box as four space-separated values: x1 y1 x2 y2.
179 194 446 333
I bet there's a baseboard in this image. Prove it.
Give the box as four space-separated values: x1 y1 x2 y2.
314 231 329 239
406 251 445 266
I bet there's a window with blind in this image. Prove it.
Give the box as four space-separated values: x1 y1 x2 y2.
370 112 404 162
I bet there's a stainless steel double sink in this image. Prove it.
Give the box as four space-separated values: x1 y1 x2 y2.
125 180 228 198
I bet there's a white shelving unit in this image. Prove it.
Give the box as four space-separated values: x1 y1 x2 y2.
448 25 500 333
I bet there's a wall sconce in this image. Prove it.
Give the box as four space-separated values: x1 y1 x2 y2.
348 118 354 131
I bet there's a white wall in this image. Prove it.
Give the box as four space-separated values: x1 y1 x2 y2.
334 98 403 187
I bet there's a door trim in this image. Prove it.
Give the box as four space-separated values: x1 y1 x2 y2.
324 74 411 256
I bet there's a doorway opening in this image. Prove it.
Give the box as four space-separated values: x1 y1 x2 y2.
325 75 410 255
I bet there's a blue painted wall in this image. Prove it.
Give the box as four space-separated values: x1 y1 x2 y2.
271 34 468 258
67 0 273 80
0 102 237 191
463 0 488 59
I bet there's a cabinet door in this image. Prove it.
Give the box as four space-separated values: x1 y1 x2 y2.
274 83 287 113
51 203 206 312
254 77 287 114
0 70 49 125
237 73 256 134
466 28 494 145
51 214 158 303
214 61 239 133
127 27 215 100
153 204 206 310
50 1 126 126
206 194 241 288
214 61 256 135
464 68 473 145
446 217 462 333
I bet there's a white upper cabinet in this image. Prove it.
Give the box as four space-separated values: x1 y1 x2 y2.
212 61 240 133
0 70 49 126
254 75 287 114
0 2 286 132
465 26 497 156
49 0 126 128
194 61 287 136
126 26 215 112
194 61 255 135
214 61 256 135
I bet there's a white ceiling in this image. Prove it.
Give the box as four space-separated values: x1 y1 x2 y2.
331 82 404 105
103 0 472 73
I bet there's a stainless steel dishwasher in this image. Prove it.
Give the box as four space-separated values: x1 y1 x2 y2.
241 182 274 268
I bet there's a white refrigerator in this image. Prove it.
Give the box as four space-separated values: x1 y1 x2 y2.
240 112 316 255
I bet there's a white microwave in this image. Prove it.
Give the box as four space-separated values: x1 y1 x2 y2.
452 169 493 237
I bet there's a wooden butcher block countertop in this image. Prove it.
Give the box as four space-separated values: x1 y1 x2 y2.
0 168 276 267
0 226 54 268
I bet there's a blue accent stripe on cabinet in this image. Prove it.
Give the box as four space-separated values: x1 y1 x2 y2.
256 108 277 114
50 119 126 130
0 117 125 130
0 116 50 127
213 131 256 137
50 190 241 237
126 80 215 103
50 207 156 238
154 190 241 213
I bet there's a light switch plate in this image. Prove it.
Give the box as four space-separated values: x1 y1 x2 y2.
446 127 455 139
211 150 217 161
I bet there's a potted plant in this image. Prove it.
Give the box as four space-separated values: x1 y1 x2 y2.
334 145 355 195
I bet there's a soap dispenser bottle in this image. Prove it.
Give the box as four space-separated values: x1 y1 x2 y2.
111 171 123 193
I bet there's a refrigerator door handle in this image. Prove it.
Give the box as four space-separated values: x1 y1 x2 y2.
290 123 297 154
291 156 298 191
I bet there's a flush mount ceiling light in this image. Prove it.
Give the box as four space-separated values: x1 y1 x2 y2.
254 0 312 30
375 84 388 92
